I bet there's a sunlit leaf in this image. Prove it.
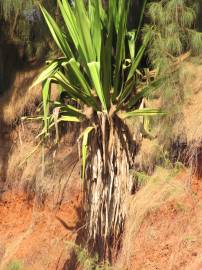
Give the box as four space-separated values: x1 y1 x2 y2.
120 108 166 119
79 126 95 180
88 62 107 111
40 5 73 58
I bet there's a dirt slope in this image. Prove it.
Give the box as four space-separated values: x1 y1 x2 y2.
0 189 82 270
118 173 202 270
0 60 202 269
0 171 202 270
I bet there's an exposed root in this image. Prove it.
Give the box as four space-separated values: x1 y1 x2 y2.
84 114 136 259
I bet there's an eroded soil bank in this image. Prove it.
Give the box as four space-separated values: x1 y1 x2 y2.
0 189 82 270
0 173 202 270
0 60 202 269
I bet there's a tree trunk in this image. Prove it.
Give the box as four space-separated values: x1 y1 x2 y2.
84 113 136 260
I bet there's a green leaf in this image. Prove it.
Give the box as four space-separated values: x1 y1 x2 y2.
60 104 84 115
53 70 97 109
58 105 85 119
127 30 136 59
42 79 51 135
117 77 136 107
127 32 150 82
113 0 127 98
58 0 91 69
31 59 66 88
88 62 107 111
58 0 79 49
127 77 164 108
135 0 148 43
74 0 95 62
120 108 166 119
58 115 81 122
40 5 73 58
21 116 45 121
79 126 95 180
67 58 92 96
53 71 82 98
88 0 102 61
98 0 107 26
100 6 113 107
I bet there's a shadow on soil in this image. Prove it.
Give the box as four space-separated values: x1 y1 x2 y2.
0 41 42 194
56 205 86 270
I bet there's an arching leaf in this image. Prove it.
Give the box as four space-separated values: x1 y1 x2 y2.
120 108 166 119
79 126 95 180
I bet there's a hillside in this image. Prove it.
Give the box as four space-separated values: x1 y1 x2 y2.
0 1 202 269
0 57 201 269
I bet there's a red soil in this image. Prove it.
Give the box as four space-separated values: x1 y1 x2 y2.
0 176 202 270
0 190 82 270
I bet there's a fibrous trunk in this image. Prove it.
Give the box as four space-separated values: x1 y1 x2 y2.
84 112 135 259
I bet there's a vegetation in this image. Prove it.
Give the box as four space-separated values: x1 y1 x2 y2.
143 0 202 147
0 0 35 40
0 0 59 94
0 0 58 64
6 260 23 270
145 0 202 69
72 243 114 270
0 0 201 268
32 0 164 258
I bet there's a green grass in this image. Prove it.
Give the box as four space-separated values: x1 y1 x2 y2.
6 260 23 270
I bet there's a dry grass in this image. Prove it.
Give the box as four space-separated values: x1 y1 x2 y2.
1 121 80 207
6 122 40 184
173 60 202 144
0 66 79 205
0 69 41 124
0 67 59 125
118 167 188 268
134 138 161 174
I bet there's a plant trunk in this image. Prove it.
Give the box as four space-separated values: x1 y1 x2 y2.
84 112 135 260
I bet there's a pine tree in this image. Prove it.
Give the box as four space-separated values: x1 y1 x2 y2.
143 0 202 147
0 0 58 61
1 0 37 41
0 1 58 93
145 0 202 71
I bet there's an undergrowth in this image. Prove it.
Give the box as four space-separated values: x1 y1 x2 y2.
6 260 23 270
66 242 114 270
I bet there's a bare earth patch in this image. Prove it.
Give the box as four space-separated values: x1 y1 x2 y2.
0 190 82 270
